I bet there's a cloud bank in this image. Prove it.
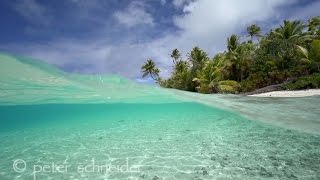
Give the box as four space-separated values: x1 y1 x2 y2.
114 1 154 27
1 0 320 80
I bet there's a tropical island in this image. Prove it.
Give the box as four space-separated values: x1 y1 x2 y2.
142 16 320 95
1 1 320 179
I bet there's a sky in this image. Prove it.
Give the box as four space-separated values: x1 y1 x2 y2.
0 0 319 82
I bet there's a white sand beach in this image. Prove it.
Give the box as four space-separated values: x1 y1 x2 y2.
249 89 320 97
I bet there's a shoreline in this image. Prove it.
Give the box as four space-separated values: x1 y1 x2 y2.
248 89 320 97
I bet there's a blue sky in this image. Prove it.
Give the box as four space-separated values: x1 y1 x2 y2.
0 0 319 81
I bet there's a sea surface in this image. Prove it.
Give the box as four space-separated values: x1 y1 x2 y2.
0 53 320 179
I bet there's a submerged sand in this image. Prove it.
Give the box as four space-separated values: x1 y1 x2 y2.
249 89 320 97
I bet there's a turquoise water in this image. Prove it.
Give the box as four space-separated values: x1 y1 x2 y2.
0 53 320 179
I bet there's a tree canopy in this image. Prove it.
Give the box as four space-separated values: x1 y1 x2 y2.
141 59 160 81
141 16 320 94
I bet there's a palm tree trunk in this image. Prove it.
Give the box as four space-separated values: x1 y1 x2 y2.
150 74 155 80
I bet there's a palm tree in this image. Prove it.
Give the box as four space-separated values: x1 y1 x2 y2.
226 35 254 81
141 59 160 80
194 53 237 93
226 35 240 81
170 60 189 90
296 40 320 72
309 16 320 38
193 60 216 93
170 49 181 65
174 60 188 74
187 46 208 70
247 24 261 41
308 16 320 31
236 43 255 81
185 47 208 91
227 34 240 52
272 20 309 44
270 20 312 70
195 60 221 92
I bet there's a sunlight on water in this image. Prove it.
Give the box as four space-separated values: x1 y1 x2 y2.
0 53 320 179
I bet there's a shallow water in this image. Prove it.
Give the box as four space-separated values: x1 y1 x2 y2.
1 103 320 179
0 53 320 179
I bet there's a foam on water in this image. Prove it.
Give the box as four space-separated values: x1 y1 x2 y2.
0 53 320 179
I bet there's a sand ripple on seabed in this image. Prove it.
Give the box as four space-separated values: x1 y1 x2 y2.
0 113 320 180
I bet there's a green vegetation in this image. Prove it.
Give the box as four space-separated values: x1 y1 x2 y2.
141 16 320 94
285 73 320 90
141 59 160 81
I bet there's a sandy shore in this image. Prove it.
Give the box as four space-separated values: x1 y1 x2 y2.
249 89 320 97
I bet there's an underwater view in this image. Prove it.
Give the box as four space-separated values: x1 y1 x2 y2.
1 53 320 179
1 0 320 179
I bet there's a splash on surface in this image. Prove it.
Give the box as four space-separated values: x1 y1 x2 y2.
0 53 320 179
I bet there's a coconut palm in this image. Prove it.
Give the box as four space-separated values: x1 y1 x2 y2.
296 40 320 72
309 16 320 38
187 46 208 70
194 53 241 93
308 16 320 31
272 20 310 44
150 16 320 94
227 34 240 52
226 35 240 81
226 35 254 81
184 47 209 91
141 59 160 80
170 49 181 65
270 20 312 70
247 24 261 41
236 43 255 81
174 60 188 74
193 60 216 93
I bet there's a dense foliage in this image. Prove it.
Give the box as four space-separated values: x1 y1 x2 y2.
141 16 320 94
285 73 320 90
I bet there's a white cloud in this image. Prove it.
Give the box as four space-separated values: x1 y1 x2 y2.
172 0 192 8
3 0 320 80
114 1 154 27
166 0 300 55
1 37 171 78
160 0 166 6
12 0 52 26
288 0 320 21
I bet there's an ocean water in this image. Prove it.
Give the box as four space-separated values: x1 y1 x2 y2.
0 53 320 179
